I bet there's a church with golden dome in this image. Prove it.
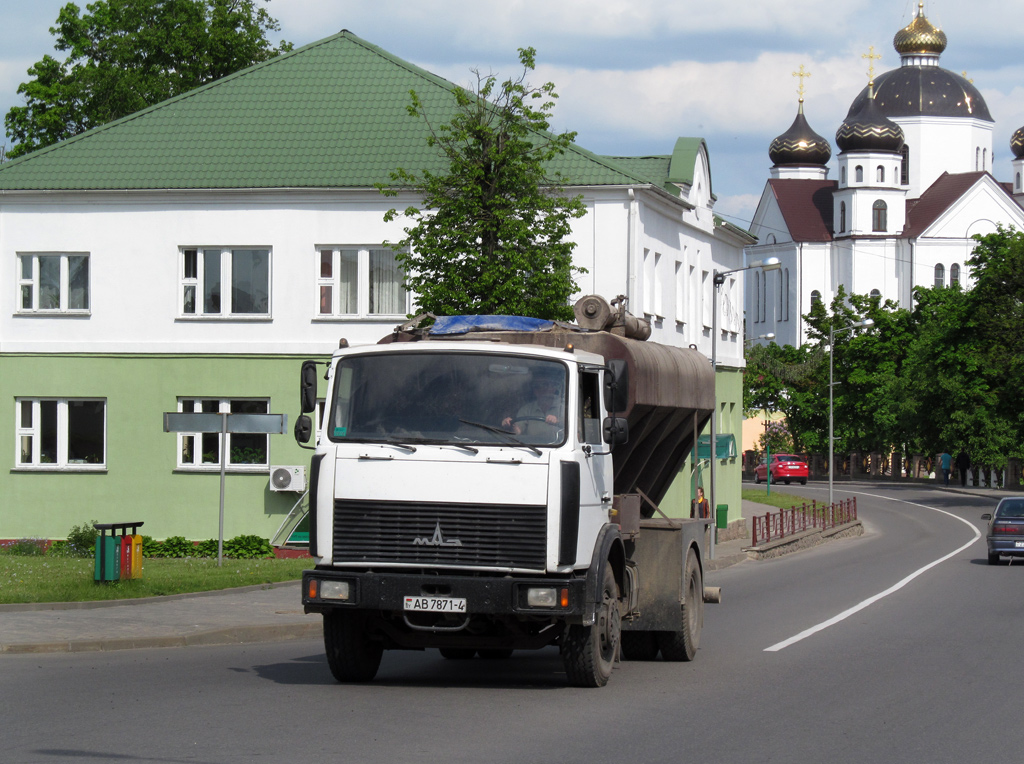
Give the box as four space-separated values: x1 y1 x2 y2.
746 3 1024 347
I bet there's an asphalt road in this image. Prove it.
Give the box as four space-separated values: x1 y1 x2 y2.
4 483 1019 763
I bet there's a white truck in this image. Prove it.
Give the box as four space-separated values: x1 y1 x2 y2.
296 296 717 687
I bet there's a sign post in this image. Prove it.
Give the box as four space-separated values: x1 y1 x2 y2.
163 412 288 565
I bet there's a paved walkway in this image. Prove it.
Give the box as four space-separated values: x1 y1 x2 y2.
0 483 1010 654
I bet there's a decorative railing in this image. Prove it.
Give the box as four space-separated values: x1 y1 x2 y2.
751 498 857 546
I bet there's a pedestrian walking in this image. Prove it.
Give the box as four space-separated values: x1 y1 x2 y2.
956 450 970 487
692 486 711 519
940 450 952 487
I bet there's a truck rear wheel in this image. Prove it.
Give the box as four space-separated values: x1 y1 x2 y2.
620 631 660 661
561 562 621 687
657 547 702 661
323 610 383 683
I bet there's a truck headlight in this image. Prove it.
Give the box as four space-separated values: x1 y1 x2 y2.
527 587 557 607
319 580 351 601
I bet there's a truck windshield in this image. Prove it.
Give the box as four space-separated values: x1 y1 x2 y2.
328 352 568 448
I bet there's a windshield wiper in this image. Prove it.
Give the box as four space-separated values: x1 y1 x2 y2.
381 439 417 453
394 436 479 455
457 419 541 456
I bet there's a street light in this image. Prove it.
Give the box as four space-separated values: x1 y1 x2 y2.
828 318 874 507
710 257 780 558
746 332 776 345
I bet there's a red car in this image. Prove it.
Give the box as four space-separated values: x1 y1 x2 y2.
754 454 808 485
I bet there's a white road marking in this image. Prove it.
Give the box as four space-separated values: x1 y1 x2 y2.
764 489 982 652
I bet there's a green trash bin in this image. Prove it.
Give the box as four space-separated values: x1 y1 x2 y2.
716 504 728 530
94 535 120 582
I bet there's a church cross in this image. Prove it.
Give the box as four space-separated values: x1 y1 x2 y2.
862 45 882 81
792 65 811 102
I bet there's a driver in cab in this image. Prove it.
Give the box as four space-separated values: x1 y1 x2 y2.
502 368 564 440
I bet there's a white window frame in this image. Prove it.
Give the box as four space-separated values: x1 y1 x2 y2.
175 397 272 472
179 247 271 319
314 245 409 319
15 398 106 470
16 253 91 314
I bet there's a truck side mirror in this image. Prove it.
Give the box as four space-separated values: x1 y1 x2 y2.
294 414 313 445
603 416 628 447
300 360 318 414
604 359 629 413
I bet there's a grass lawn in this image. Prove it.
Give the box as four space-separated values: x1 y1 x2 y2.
742 487 820 510
0 556 310 605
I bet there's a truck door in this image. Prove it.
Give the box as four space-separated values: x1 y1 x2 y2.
568 368 614 566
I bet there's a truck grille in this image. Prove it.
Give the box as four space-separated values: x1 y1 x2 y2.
332 500 547 570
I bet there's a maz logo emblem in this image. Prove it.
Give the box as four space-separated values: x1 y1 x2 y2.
413 522 463 547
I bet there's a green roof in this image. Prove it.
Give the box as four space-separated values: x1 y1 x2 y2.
0 30 664 192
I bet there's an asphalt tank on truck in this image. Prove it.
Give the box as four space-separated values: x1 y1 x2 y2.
296 295 718 687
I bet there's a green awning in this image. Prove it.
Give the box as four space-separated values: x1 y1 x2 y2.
697 433 736 460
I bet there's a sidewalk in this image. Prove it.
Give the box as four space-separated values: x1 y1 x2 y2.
1 483 1011 655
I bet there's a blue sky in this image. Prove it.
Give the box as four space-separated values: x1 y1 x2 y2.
2 0 1021 226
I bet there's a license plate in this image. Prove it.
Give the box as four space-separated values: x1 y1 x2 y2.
1015 542 1024 548
403 596 467 613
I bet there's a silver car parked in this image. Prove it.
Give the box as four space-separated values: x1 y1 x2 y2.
982 497 1024 565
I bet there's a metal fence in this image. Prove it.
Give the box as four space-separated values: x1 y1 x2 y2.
751 497 858 546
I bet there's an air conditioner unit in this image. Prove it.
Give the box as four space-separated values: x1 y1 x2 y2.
269 465 306 492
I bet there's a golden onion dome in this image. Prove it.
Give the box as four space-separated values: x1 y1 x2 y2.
894 3 947 55
1011 127 1024 161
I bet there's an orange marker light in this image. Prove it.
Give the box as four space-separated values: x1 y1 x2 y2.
560 588 570 608
308 579 318 599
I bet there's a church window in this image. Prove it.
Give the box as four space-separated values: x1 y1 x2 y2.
870 289 881 300
950 263 960 286
784 269 790 320
934 264 945 288
841 166 847 185
1017 172 1022 191
839 202 846 233
811 290 822 306
872 200 887 232
983 149 987 171
855 165 864 183
976 148 980 171
877 166 885 183
753 271 760 323
900 146 909 185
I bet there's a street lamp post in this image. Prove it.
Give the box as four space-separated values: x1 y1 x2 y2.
828 318 874 508
710 257 780 558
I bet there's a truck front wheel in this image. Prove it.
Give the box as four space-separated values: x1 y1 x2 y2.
561 562 621 687
323 610 383 683
657 547 702 661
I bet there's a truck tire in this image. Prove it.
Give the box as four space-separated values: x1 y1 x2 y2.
323 610 383 683
657 547 702 661
561 562 621 687
620 631 660 661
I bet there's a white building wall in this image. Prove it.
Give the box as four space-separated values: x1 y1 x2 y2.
897 117 994 198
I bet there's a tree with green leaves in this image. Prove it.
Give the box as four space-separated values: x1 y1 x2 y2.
382 47 586 320
4 0 291 158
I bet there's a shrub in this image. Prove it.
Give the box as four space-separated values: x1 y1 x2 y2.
159 536 195 558
224 534 274 559
193 539 219 558
141 535 162 557
66 520 100 557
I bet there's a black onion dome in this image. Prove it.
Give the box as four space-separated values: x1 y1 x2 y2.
1011 127 1024 160
769 103 832 166
846 67 993 122
836 90 905 153
893 4 947 55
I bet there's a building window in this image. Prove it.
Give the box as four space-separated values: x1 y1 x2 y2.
976 148 980 171
316 247 406 317
181 248 270 317
17 253 90 313
642 249 663 317
841 166 847 185
983 148 987 171
839 202 846 233
176 398 270 470
752 270 760 324
872 200 888 232
701 269 711 328
855 165 864 183
784 269 790 320
1017 172 1021 191
900 146 910 185
16 398 106 469
674 260 685 325
811 290 822 306
877 166 885 183
950 263 960 286
870 289 881 300
934 264 945 288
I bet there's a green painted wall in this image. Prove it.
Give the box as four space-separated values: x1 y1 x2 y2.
650 366 743 522
1 354 325 541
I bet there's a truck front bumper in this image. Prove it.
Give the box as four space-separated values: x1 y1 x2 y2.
302 568 587 619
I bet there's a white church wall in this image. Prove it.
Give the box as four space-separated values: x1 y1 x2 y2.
898 118 994 198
